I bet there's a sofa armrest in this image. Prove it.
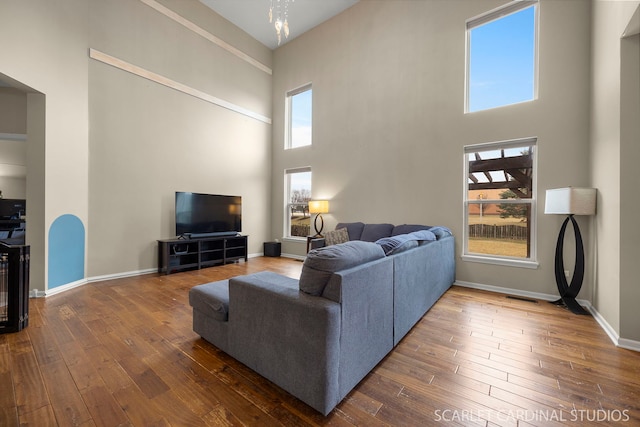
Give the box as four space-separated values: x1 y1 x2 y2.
226 271 341 415
322 257 394 400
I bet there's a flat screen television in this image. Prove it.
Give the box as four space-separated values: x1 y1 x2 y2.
175 192 241 238
0 199 26 220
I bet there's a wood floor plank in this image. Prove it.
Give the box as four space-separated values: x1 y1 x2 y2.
81 385 130 427
39 358 93 426
2 257 639 426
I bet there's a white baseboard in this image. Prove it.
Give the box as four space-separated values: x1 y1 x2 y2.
454 280 640 352
454 280 560 302
281 253 306 261
44 278 90 296
617 338 640 352
88 268 158 284
41 254 264 297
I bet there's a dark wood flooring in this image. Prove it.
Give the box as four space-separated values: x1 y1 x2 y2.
1 256 639 426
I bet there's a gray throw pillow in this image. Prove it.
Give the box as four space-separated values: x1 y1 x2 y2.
324 228 349 246
299 241 385 296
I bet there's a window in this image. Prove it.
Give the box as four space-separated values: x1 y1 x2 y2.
466 1 538 113
285 167 311 238
286 84 312 149
463 138 537 268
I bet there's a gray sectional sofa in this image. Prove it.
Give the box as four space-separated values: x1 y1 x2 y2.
189 223 455 415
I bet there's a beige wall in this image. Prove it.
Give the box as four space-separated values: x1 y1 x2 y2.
0 0 89 291
620 32 640 342
86 0 272 276
590 1 640 342
0 87 27 134
0 85 28 212
272 0 593 297
1 0 272 285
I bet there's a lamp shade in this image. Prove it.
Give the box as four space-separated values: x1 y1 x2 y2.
544 188 596 215
309 200 329 214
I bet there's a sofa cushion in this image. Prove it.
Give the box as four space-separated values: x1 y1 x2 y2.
428 226 452 239
409 229 437 242
391 224 432 236
375 230 437 255
324 228 349 246
299 241 386 296
189 280 230 321
335 222 365 241
360 223 394 242
375 235 419 255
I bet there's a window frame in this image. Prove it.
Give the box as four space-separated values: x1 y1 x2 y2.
285 83 313 149
284 166 312 240
462 137 538 269
465 0 539 113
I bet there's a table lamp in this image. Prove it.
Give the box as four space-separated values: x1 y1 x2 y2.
308 200 329 238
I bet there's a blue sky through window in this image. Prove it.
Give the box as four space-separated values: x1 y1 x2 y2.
291 89 312 148
468 5 536 112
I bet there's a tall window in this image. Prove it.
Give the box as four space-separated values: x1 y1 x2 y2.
286 84 312 149
285 167 312 238
466 1 538 113
464 138 537 267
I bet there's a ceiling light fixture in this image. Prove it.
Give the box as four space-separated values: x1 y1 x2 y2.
269 0 293 45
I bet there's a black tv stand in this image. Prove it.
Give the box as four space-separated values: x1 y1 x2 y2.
158 235 248 275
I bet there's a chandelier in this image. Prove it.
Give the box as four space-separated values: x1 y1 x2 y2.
269 0 293 45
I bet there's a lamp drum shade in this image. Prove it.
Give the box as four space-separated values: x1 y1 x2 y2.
309 200 329 214
544 188 596 216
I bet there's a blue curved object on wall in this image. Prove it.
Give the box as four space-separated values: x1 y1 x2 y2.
48 214 85 289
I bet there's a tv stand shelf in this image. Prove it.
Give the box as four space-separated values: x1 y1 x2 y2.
157 235 248 275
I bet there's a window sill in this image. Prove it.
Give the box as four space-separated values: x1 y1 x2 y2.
461 254 539 269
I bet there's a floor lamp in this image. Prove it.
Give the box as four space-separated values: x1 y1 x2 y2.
308 200 329 238
544 187 596 315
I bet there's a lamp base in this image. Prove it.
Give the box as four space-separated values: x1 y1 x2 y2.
552 215 590 316
313 214 324 238
551 297 589 315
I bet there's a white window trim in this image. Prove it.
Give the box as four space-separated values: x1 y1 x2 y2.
462 137 538 269
284 166 311 240
464 0 539 114
285 83 312 150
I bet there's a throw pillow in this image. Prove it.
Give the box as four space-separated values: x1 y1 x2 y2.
324 228 349 246
299 241 386 296
335 222 365 240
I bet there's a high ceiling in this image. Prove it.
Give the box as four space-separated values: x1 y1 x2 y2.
200 0 359 50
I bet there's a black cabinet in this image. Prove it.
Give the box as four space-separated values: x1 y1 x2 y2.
158 235 248 275
0 243 29 334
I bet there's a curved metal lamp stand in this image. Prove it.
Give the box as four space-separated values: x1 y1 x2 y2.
313 214 324 238
552 214 589 315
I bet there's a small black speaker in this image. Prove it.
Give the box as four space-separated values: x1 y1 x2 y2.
263 241 281 257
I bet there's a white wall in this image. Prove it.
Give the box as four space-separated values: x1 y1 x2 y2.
272 0 593 298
